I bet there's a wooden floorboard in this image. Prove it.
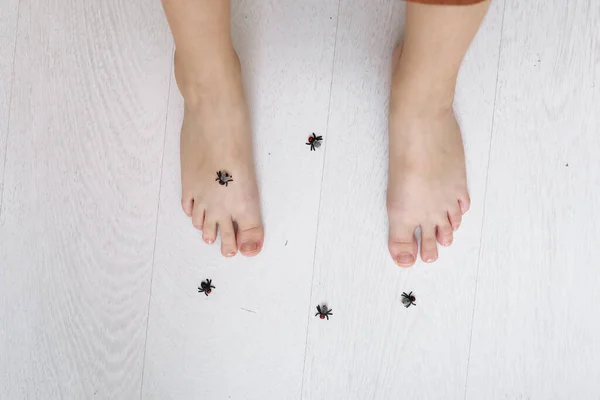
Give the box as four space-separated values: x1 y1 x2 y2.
141 1 339 399
0 0 172 398
0 0 20 212
2 0 600 399
301 1 505 399
465 1 600 398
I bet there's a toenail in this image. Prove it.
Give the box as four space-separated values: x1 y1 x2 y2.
442 238 453 246
205 238 214 244
425 256 437 263
226 251 236 257
241 242 258 252
396 253 415 265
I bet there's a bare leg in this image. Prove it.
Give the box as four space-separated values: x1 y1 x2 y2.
162 0 263 257
387 1 490 266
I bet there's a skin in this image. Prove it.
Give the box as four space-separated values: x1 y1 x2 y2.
162 0 264 257
387 1 490 266
161 0 490 264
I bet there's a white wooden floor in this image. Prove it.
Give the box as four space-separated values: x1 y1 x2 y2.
1 0 599 399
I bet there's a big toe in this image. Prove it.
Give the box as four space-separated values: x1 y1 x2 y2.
388 218 418 267
236 220 264 257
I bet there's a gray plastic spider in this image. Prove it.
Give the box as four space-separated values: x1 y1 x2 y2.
315 304 333 320
215 170 233 186
401 292 416 308
306 133 323 151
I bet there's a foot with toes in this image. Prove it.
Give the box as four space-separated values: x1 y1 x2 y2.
386 47 470 267
176 49 264 258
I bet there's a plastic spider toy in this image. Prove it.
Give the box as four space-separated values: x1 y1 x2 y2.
315 304 333 320
401 291 416 308
215 170 233 187
306 133 323 151
198 279 215 296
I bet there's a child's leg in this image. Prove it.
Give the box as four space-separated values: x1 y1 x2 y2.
387 0 490 266
162 0 264 257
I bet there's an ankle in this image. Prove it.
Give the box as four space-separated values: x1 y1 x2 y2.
390 81 455 119
391 59 457 114
174 47 243 108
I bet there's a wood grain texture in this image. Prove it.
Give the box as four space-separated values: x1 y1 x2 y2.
465 1 600 399
301 1 504 399
0 0 20 213
3 0 599 398
0 0 172 398
141 1 339 399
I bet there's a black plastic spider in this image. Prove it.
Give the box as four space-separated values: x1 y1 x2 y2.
401 291 416 308
198 279 215 296
215 171 233 186
306 133 323 151
315 304 333 320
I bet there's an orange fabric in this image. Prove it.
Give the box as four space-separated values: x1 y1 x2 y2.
406 0 486 4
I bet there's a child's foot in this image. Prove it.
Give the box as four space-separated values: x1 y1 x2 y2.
387 48 470 267
175 49 263 257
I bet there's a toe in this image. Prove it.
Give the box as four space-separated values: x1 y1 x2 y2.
448 204 462 231
458 193 471 214
191 203 205 230
219 218 238 257
235 215 264 257
436 219 454 247
420 227 438 263
388 216 418 268
202 217 217 244
182 196 193 217
237 225 264 256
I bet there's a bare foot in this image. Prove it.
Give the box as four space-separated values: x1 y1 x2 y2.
175 49 263 257
387 48 470 267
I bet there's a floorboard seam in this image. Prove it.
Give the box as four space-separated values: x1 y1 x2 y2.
138 42 175 400
0 0 22 219
299 1 342 398
462 2 507 399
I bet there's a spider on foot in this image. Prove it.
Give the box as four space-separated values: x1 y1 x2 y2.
315 304 333 320
198 279 215 296
401 291 416 308
215 171 233 186
306 133 323 151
